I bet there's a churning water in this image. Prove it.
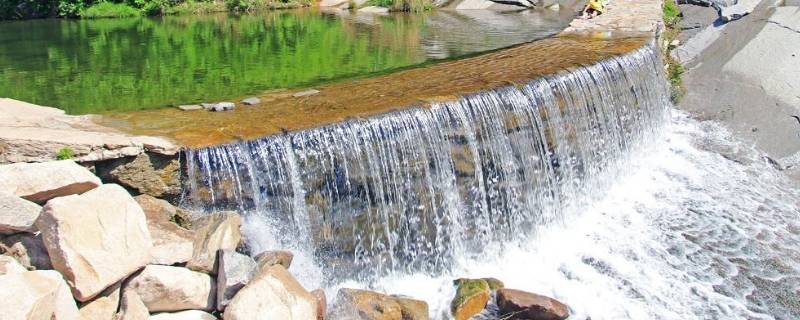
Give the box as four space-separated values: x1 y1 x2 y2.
182 41 800 319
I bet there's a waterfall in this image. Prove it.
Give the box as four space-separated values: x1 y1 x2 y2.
182 41 671 282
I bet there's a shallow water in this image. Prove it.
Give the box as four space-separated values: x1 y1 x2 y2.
0 8 573 114
341 112 800 319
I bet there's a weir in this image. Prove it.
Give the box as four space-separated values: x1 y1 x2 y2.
182 41 671 282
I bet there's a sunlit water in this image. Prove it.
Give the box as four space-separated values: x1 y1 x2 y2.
0 8 573 114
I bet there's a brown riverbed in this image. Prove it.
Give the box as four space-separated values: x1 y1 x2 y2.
97 34 650 148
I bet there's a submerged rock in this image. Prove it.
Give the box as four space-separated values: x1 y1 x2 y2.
223 265 317 320
0 193 40 234
496 288 569 320
240 97 261 105
188 211 242 274
450 278 491 320
334 288 428 320
254 250 293 270
150 310 218 320
216 249 257 311
125 264 216 312
0 270 80 320
36 184 152 302
0 160 101 204
1 232 53 270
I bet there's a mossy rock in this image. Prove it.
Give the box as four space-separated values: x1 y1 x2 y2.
481 277 505 291
451 278 491 320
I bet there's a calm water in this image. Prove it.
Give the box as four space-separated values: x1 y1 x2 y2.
0 9 573 114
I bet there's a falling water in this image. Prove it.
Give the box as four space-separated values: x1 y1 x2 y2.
182 40 670 282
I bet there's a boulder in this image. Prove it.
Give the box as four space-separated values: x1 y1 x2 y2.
240 98 261 106
392 295 429 320
187 212 242 274
0 270 80 320
223 265 317 320
450 278 490 320
117 290 150 320
333 289 403 320
135 195 194 265
496 289 569 320
216 249 257 311
134 194 192 228
79 282 121 320
125 265 216 312
36 184 152 301
150 310 217 320
95 153 180 199
310 289 326 320
254 250 293 270
1 232 53 270
0 160 101 204
481 277 504 291
0 193 40 234
0 255 27 275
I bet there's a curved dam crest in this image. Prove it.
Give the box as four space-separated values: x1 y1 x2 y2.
181 41 670 282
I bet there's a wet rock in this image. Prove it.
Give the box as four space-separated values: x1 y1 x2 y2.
79 282 121 320
496 288 569 320
0 160 101 204
117 290 150 320
310 289 326 320
333 288 399 320
125 265 216 312
0 193 40 234
95 153 181 199
207 102 235 112
223 265 317 320
254 250 293 270
188 211 242 274
240 97 261 105
0 270 80 320
0 232 53 270
482 277 505 290
450 278 490 320
135 195 194 265
150 310 218 320
292 89 321 97
216 249 257 311
392 295 429 320
0 255 26 274
36 184 152 301
178 105 203 111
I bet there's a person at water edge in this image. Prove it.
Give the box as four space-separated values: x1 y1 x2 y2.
580 0 605 19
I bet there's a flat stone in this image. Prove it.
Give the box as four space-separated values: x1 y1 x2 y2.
178 105 203 111
0 160 101 204
36 184 152 301
216 249 257 311
223 265 317 320
496 288 569 320
210 102 235 112
0 270 80 320
254 250 293 270
0 255 27 275
125 265 216 312
149 310 218 320
187 211 242 274
240 97 261 105
0 193 40 234
357 6 390 13
292 89 321 97
117 290 150 320
0 98 178 163
1 232 53 270
79 282 122 320
135 195 194 265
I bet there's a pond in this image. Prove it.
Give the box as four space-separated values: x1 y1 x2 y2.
0 8 574 114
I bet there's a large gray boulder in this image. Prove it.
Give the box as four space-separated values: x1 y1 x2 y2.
216 249 257 311
223 265 317 320
0 160 100 204
125 265 216 312
36 184 152 301
0 193 40 234
187 212 242 274
0 270 80 320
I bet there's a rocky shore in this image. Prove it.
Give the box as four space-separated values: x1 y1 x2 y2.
0 159 570 319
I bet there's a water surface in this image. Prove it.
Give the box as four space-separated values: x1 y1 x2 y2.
0 8 573 114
